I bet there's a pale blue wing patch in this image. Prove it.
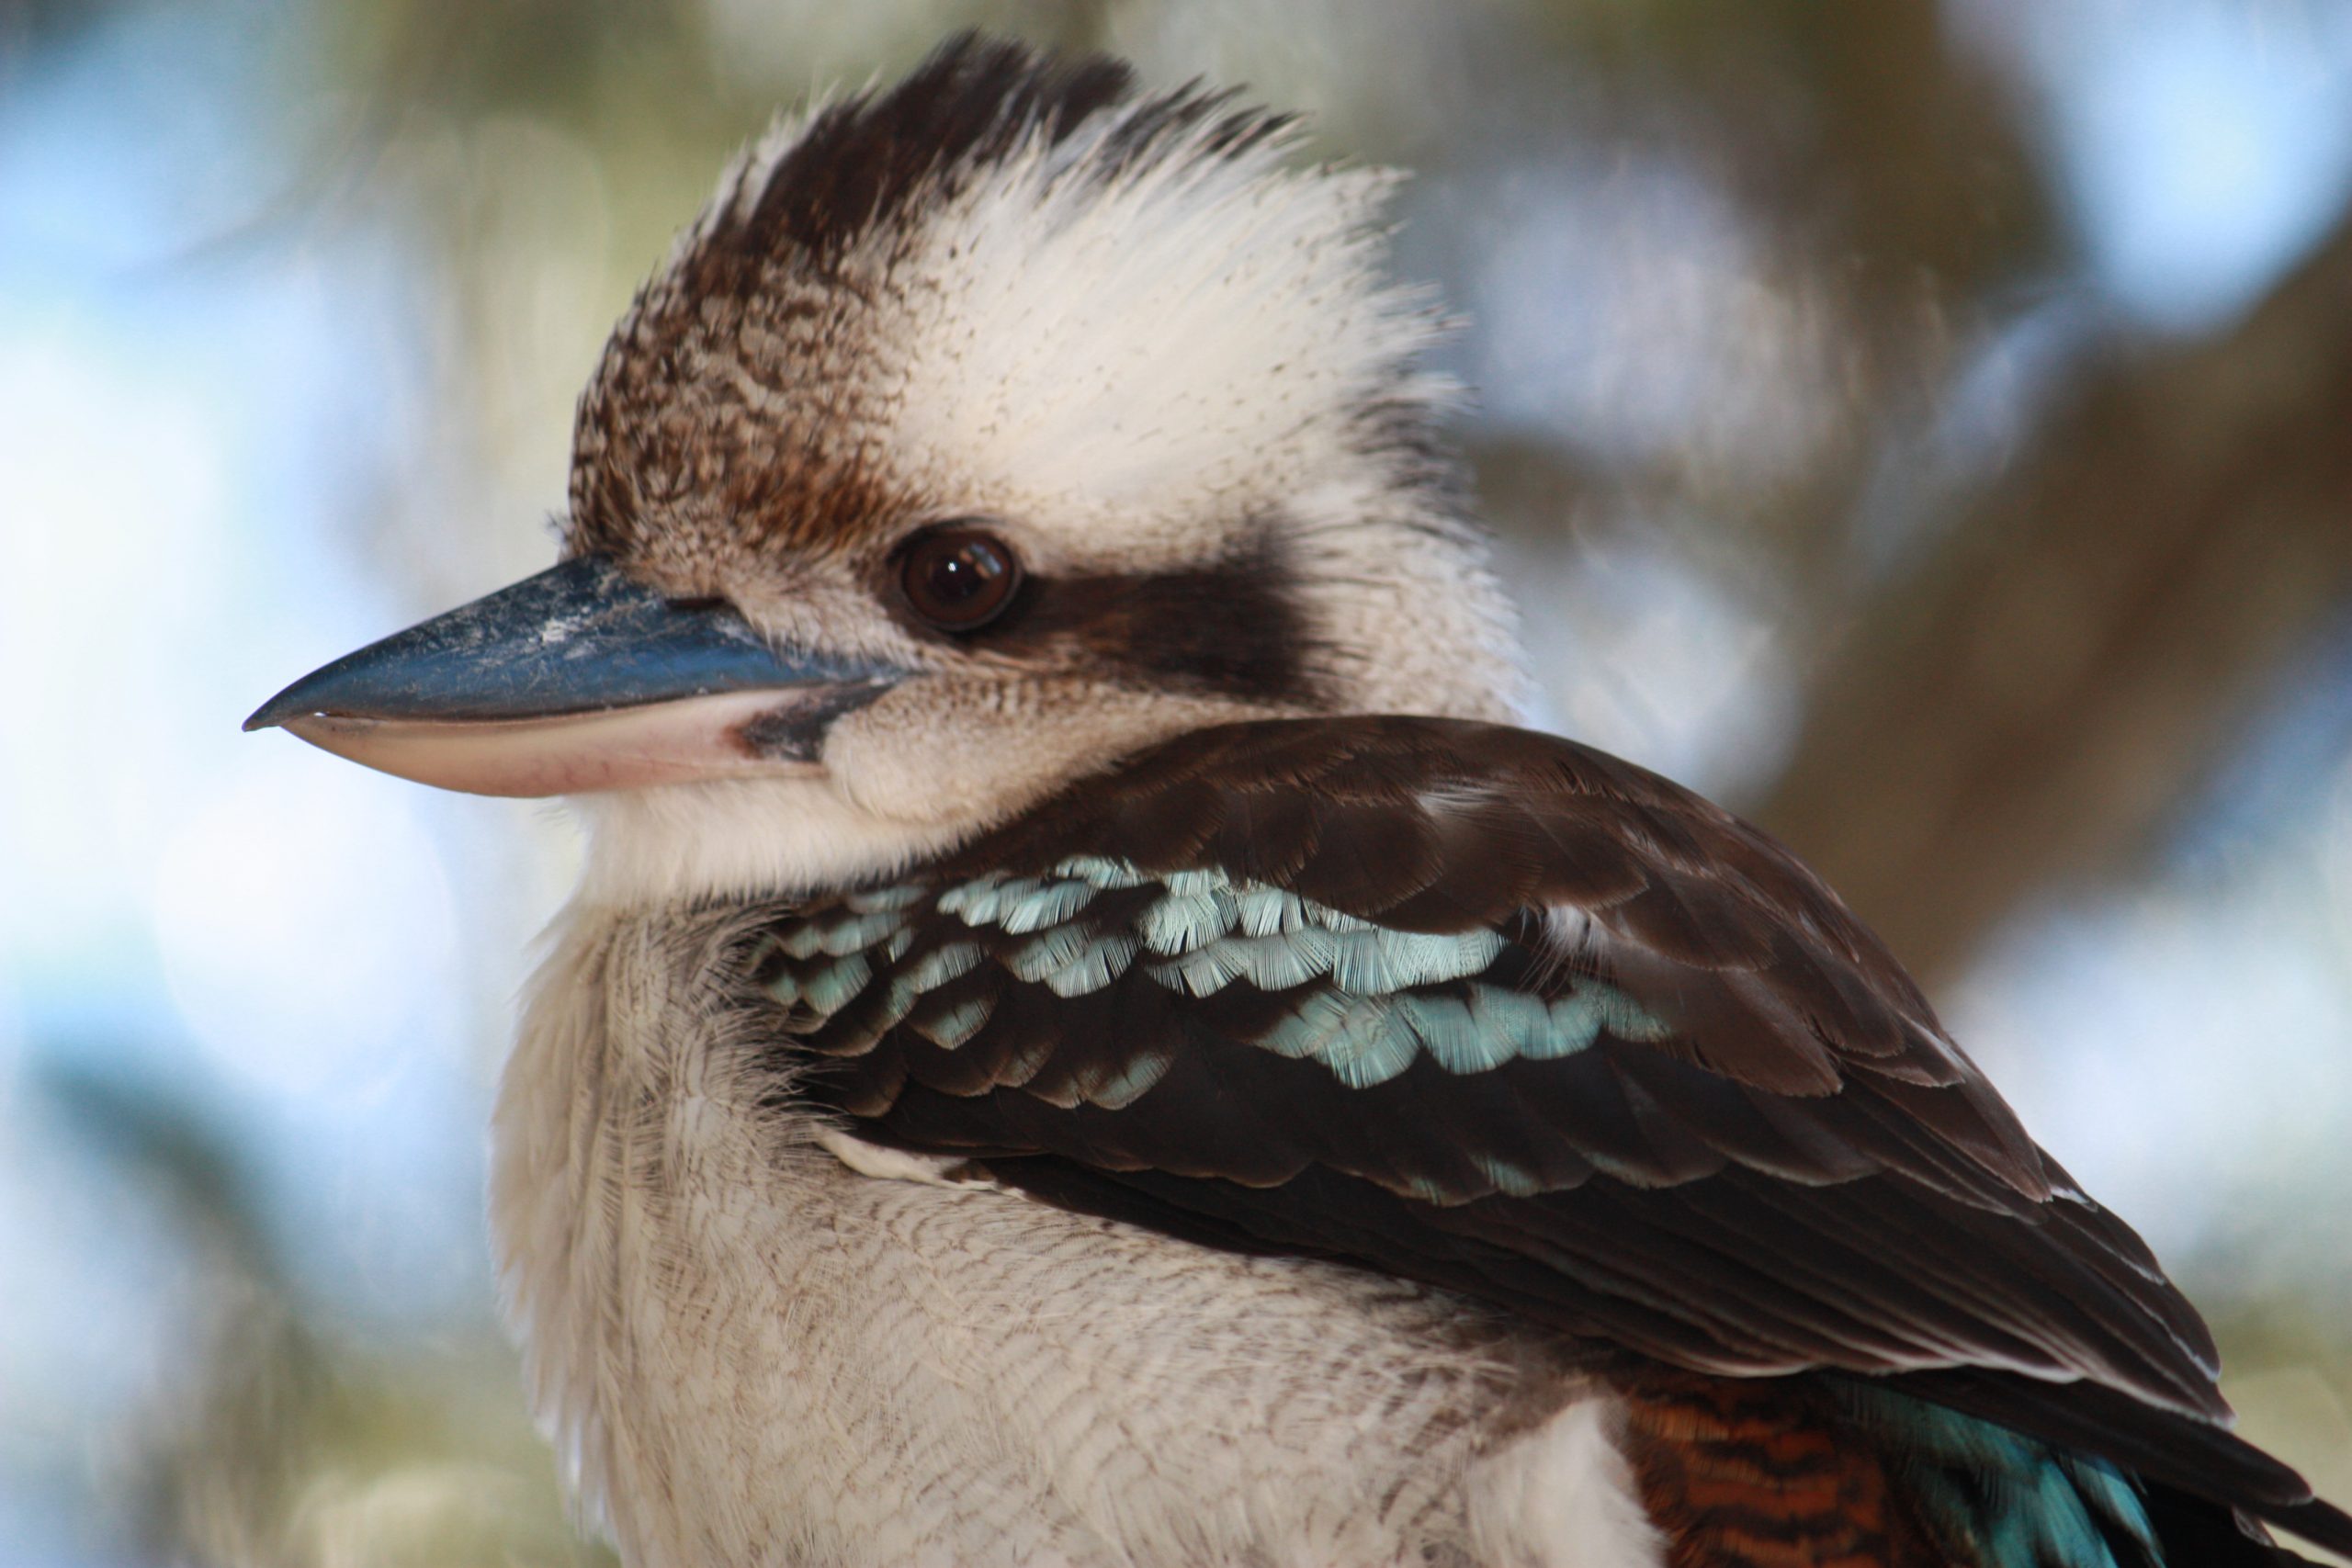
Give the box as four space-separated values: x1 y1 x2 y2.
785 858 1676 1097
899 939 983 994
1329 929 1503 993
1396 993 1491 1074
1591 986 1674 1044
758 936 884 1020
1261 989 1419 1086
1137 875 1241 956
1003 923 1102 985
1038 932 1142 998
992 875 1103 935
1323 995 1425 1088
1260 987 1353 1060
934 872 1028 927
797 951 872 1018
1234 886 1315 937
1461 987 1553 1069
910 993 991 1049
1137 925 1498 999
1054 854 1155 890
1525 987 1614 1060
1224 928 1339 989
1146 937 1251 998
814 909 905 957
877 940 983 1027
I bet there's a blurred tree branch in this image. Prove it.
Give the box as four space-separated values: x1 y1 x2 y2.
1536 0 2055 570
1754 212 2352 987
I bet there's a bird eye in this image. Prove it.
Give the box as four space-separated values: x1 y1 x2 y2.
899 525 1023 632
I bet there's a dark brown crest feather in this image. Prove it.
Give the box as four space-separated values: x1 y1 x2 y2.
706 32 1292 274
729 33 1133 267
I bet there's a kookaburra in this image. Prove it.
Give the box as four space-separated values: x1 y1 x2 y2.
246 34 2349 1568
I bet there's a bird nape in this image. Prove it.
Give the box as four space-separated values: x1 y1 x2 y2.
244 30 2351 1568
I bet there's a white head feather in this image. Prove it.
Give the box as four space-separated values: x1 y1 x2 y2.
561 36 1526 907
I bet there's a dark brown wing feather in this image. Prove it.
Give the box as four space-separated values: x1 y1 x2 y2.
744 715 2351 1554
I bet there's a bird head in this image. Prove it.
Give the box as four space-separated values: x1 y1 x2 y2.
247 35 1523 902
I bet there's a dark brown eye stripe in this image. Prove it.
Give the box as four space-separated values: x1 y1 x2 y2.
979 530 1321 706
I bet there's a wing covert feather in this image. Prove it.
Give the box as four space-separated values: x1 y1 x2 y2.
738 716 2347 1550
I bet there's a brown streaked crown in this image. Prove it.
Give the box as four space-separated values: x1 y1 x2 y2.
560 34 1301 586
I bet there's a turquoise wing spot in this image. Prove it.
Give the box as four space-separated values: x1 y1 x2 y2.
994 876 1101 934
1004 923 1101 984
2060 1459 2157 1556
1402 992 1505 1075
865 975 921 1030
911 994 991 1049
1591 984 1672 1043
1464 986 1554 1068
882 940 983 1023
1325 931 1400 992
773 916 888 962
1138 882 1239 956
808 862 1679 1096
1147 940 1250 998
1323 995 1422 1088
797 952 872 1018
1054 854 1154 890
1145 929 1340 995
938 873 1046 927
1531 990 1609 1059
1259 990 1419 1086
1329 929 1504 993
933 873 1001 923
1039 932 1141 998
843 883 926 914
1225 929 1337 989
1234 886 1313 937
1262 988 1354 1060
811 909 904 956
899 940 983 994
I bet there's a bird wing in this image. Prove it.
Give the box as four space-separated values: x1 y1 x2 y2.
743 714 2349 1551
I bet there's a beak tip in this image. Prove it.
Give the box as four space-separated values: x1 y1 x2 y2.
243 687 311 733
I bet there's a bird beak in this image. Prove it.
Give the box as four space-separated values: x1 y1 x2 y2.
243 556 908 797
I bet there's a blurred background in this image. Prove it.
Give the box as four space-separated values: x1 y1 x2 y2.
5 0 2351 1562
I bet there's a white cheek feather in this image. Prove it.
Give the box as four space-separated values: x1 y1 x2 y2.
571 773 969 909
